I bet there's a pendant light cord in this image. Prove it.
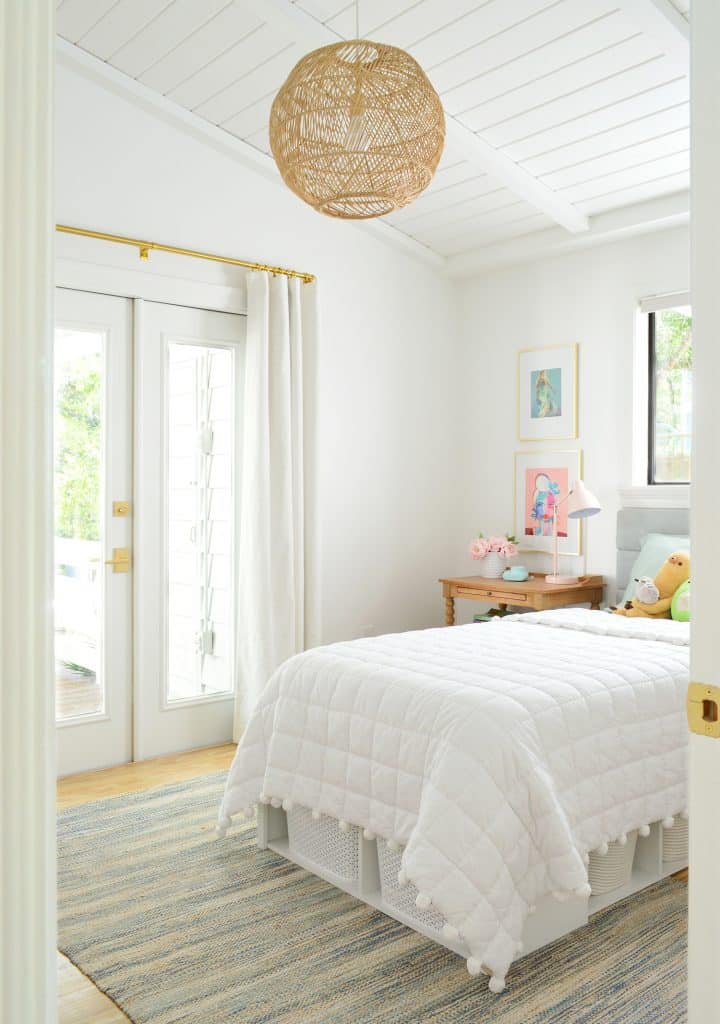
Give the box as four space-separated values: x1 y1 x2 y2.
355 0 359 39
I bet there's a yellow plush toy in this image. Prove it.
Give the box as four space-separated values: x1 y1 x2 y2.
613 551 690 619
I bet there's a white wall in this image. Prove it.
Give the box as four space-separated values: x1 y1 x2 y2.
452 226 689 620
55 61 462 644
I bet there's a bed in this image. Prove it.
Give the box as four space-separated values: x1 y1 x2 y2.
219 509 689 992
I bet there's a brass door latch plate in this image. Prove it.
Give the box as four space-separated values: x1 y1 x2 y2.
687 683 720 737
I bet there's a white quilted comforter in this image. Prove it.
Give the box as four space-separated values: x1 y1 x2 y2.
220 609 689 988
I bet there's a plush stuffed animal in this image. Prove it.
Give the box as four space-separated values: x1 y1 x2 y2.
634 575 660 605
613 552 690 619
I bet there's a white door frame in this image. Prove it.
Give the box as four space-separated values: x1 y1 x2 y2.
1 1 56 1020
688 2 720 1020
53 257 248 771
56 243 248 316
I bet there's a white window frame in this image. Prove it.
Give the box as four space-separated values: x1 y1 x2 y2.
162 333 239 709
629 290 691 508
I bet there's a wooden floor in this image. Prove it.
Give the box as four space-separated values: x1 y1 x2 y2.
57 743 236 1024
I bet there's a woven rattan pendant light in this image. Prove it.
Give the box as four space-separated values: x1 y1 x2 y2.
269 4 445 219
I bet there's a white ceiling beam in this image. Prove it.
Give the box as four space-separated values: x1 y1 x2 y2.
618 0 689 72
249 0 590 234
445 117 589 234
446 190 689 277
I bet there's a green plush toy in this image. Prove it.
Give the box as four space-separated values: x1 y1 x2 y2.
671 579 691 622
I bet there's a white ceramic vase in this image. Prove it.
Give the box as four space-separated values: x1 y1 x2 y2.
478 551 507 579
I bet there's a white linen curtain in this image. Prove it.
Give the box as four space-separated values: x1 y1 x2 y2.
234 271 316 739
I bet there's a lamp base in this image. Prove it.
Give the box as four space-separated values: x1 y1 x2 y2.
546 573 580 585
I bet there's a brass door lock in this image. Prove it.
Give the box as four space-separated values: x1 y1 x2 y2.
687 683 720 738
105 547 131 573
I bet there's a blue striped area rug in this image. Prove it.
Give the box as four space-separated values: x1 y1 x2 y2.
57 773 687 1024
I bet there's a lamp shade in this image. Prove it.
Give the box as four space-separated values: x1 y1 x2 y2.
567 480 602 519
269 40 445 219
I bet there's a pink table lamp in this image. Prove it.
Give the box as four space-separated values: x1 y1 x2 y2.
547 479 602 585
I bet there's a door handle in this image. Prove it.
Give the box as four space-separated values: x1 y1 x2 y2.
104 547 131 573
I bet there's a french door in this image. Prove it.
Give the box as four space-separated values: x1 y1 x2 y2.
134 301 243 760
54 289 244 774
54 289 133 774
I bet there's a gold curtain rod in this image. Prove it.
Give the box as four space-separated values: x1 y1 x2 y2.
56 224 315 284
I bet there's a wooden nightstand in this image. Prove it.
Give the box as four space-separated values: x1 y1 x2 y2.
439 573 604 625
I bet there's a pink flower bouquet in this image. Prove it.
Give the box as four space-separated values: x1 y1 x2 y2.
469 533 518 560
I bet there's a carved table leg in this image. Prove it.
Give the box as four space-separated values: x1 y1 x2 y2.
444 596 455 626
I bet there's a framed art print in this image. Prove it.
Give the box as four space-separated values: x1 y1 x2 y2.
514 449 583 555
517 344 577 441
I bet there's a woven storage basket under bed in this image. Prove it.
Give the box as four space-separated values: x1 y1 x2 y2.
588 832 638 895
286 806 361 882
662 818 689 862
377 838 446 933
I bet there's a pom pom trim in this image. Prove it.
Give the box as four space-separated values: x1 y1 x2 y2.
466 957 482 977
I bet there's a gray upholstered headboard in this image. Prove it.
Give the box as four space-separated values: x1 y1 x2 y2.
616 507 690 601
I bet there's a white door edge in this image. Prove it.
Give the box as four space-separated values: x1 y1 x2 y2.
688 2 720 1020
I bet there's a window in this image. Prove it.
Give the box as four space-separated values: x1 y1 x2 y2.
166 341 235 703
647 304 692 485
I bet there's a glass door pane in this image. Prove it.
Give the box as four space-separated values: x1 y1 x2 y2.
54 327 105 721
167 342 234 702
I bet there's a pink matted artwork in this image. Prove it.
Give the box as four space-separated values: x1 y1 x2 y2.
524 467 569 539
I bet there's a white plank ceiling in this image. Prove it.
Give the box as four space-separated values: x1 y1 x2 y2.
56 0 690 263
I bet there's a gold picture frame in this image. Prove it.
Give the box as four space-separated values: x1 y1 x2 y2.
517 343 578 442
514 449 583 556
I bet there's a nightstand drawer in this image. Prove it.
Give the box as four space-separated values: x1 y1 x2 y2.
454 586 528 602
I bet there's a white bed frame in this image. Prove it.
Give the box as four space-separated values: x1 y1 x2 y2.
256 508 689 971
257 805 686 966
